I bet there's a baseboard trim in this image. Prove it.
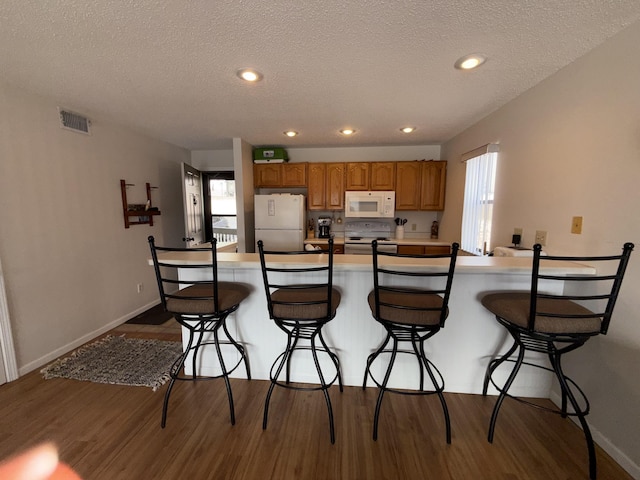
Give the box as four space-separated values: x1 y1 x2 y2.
550 391 640 479
18 300 161 377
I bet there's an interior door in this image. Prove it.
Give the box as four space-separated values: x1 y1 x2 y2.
182 162 205 247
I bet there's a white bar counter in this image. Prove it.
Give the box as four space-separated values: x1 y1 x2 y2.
154 252 595 398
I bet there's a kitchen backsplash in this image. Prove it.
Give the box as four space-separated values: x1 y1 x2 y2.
306 210 439 238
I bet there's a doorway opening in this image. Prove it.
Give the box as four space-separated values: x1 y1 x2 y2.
203 171 237 244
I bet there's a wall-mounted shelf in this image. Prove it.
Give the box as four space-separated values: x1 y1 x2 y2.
120 179 161 228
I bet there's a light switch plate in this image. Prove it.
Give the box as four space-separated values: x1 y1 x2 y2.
571 216 583 234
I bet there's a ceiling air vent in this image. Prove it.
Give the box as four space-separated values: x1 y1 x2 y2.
58 108 91 135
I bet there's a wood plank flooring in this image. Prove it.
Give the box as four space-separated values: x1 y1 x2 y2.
0 323 631 479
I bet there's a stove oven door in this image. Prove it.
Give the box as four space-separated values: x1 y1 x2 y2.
344 242 397 255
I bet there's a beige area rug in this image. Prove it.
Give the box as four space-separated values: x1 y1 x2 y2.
40 335 182 391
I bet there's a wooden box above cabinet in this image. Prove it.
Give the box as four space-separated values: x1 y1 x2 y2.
254 163 307 188
395 160 446 211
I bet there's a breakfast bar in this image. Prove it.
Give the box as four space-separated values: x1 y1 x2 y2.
153 251 595 398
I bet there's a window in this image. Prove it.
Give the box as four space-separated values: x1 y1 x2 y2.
460 145 499 255
204 172 237 243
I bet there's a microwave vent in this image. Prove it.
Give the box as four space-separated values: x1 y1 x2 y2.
58 108 91 134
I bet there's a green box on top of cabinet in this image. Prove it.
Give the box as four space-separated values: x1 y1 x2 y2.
253 147 289 163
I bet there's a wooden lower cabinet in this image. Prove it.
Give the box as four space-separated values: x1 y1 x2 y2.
398 245 451 255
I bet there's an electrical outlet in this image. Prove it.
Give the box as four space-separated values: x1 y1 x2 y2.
534 230 547 246
571 216 583 234
411 223 416 231
514 227 523 236
137 283 143 293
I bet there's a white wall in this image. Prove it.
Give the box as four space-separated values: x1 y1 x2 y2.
441 21 640 475
0 81 189 374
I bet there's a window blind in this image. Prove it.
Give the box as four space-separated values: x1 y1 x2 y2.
461 147 498 255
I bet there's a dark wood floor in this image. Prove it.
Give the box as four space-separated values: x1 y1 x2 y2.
0 324 631 480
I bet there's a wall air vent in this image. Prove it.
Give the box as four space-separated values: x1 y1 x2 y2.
58 108 91 135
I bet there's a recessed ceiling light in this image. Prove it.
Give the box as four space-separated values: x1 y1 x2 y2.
400 127 416 133
340 128 355 136
454 54 487 70
284 130 298 137
236 68 263 82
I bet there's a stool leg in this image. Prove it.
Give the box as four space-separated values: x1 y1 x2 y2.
286 328 300 385
191 320 206 380
263 332 296 431
311 330 335 444
161 327 194 428
488 342 525 443
483 339 518 396
222 316 251 380
410 332 425 391
363 332 390 389
418 338 451 444
550 352 596 480
318 328 343 392
373 335 398 441
213 319 235 425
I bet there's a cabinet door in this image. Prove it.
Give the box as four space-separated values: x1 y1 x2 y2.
307 163 326 210
395 161 422 210
397 245 425 255
370 162 395 190
346 163 370 190
282 163 307 187
326 163 345 210
424 245 451 255
420 161 447 210
254 164 282 187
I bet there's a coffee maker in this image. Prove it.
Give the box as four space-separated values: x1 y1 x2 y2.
318 217 332 238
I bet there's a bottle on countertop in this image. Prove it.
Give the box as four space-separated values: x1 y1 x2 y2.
431 221 439 239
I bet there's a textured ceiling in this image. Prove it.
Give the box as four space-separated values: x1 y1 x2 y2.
1 1 639 150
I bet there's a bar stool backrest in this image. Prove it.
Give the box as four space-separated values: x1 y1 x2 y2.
258 239 336 322
372 241 460 328
528 242 634 334
148 236 223 315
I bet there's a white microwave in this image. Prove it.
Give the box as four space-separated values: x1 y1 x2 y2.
344 191 395 218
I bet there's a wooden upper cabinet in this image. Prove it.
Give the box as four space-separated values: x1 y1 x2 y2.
253 163 282 187
307 163 326 210
254 163 307 188
326 163 345 209
282 163 307 187
308 162 345 210
370 162 395 190
395 161 422 210
420 161 447 210
345 163 370 190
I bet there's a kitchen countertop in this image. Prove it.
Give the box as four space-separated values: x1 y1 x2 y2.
154 251 594 276
304 236 452 247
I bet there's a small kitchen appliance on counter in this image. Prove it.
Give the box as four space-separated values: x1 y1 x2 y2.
344 221 397 255
318 217 332 238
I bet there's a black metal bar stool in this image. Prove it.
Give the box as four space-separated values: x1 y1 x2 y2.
257 238 343 444
363 241 459 441
148 236 251 427
481 242 633 480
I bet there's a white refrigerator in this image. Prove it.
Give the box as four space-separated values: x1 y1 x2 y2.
254 194 306 251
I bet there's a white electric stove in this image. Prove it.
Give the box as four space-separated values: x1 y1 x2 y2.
344 221 398 255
